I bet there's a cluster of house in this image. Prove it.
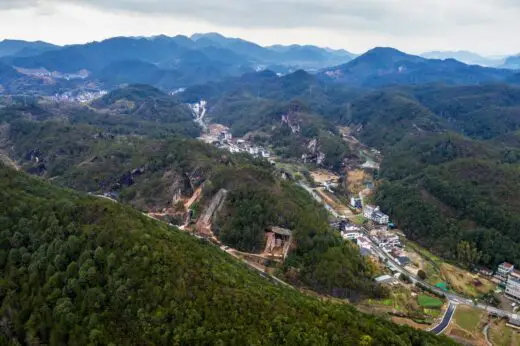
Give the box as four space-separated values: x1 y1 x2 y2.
212 132 272 160
369 228 411 266
52 90 108 103
494 262 520 301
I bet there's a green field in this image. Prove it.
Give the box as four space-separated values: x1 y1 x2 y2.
454 306 483 333
417 295 444 308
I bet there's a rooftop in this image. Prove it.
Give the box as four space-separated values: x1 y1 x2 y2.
501 262 514 269
271 227 292 237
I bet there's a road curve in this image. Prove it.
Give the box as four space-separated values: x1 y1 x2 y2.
429 302 457 335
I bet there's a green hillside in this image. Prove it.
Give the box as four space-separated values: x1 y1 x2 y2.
0 105 379 299
0 164 455 345
376 132 520 267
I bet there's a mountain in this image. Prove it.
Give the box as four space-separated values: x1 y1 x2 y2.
191 33 354 69
5 37 186 73
502 54 520 70
96 60 166 86
509 72 520 84
192 32 266 59
90 84 199 136
0 61 23 84
0 162 454 345
321 47 514 86
0 39 58 58
0 34 357 92
421 51 503 67
329 83 520 268
266 44 355 67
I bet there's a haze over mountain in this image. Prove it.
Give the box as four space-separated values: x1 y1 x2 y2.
502 54 520 70
0 39 58 58
420 51 504 67
321 47 514 86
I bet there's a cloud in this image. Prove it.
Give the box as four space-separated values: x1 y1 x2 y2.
0 0 40 9
0 0 518 55
0 0 504 34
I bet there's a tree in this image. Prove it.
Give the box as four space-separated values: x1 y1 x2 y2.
400 273 412 283
457 241 482 269
417 270 427 280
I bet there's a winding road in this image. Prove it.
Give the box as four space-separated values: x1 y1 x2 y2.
429 302 457 335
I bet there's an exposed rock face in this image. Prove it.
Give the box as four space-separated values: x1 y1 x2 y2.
281 113 301 134
301 138 326 166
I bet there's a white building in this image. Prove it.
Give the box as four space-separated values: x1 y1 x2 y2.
363 205 389 225
496 262 515 283
506 270 520 300
350 197 362 209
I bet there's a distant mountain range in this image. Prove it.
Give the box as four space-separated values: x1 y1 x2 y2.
0 39 58 58
420 51 505 67
503 55 520 70
1 34 520 93
321 47 514 86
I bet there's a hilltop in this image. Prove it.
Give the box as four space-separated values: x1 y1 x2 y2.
321 47 513 86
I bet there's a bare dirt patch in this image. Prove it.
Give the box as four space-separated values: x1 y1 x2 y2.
310 169 340 184
441 263 496 297
391 316 429 330
346 169 367 194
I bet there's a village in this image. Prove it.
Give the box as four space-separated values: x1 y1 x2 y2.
161 105 520 344
198 123 273 161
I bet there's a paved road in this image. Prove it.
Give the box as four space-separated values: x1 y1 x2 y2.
429 302 456 335
359 225 516 319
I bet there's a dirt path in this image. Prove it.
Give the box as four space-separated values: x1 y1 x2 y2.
185 186 202 209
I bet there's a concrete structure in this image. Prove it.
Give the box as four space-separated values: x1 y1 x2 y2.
264 227 293 260
374 275 396 285
363 205 389 225
342 232 362 240
506 270 520 301
195 189 228 235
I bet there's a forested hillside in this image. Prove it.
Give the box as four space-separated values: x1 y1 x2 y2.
376 131 520 268
0 100 380 299
0 164 455 345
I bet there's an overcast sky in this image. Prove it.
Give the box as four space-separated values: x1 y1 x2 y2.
0 0 518 55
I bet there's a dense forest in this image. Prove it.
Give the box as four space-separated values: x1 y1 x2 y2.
376 132 520 268
0 164 455 345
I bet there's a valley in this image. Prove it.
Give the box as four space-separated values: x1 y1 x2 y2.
2 31 520 346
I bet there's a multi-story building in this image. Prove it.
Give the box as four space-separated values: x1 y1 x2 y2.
506 270 520 300
495 262 515 283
